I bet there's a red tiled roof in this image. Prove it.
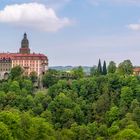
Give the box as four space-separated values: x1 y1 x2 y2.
0 53 48 60
133 68 140 72
0 53 12 58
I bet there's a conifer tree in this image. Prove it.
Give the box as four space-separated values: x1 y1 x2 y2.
97 59 102 75
103 61 107 75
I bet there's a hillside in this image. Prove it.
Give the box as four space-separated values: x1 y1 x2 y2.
49 66 94 74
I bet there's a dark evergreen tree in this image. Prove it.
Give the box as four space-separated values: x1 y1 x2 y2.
103 61 107 75
97 59 102 75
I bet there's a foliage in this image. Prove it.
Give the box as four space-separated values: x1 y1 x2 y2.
108 61 116 74
42 69 59 88
102 61 107 75
0 122 13 140
97 59 102 75
0 59 140 139
10 66 24 80
71 66 84 79
117 60 133 75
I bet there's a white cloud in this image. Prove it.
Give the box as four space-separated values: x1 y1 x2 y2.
127 24 140 31
0 3 72 32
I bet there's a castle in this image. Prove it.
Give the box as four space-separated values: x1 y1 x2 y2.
0 33 48 79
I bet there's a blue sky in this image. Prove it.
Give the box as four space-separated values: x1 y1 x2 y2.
0 0 140 66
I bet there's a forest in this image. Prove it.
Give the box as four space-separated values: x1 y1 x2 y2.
0 59 140 140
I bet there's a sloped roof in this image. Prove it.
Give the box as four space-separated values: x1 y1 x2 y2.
133 67 140 72
0 53 48 60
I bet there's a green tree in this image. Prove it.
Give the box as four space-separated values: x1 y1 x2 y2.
41 110 52 123
130 99 139 112
19 112 32 140
0 91 6 108
21 79 33 93
73 105 84 124
95 93 110 115
0 81 10 93
120 86 134 107
117 60 133 75
71 123 92 140
134 85 140 102
108 125 120 136
108 61 116 74
97 59 102 75
114 129 140 140
102 61 107 75
0 122 13 140
42 69 59 88
34 91 46 105
57 128 75 140
132 107 140 126
10 66 24 80
22 95 35 111
29 118 55 140
87 122 98 138
33 103 44 115
106 106 119 126
71 66 84 79
73 78 98 101
48 80 70 98
9 81 20 93
98 124 108 137
0 111 21 139
48 93 75 128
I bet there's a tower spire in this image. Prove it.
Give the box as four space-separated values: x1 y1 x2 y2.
24 32 27 39
19 33 30 54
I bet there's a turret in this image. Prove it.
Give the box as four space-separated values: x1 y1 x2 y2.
19 33 30 54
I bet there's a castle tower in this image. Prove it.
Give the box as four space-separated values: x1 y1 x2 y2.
19 33 30 54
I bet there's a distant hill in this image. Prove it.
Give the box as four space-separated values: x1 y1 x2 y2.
49 66 96 75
